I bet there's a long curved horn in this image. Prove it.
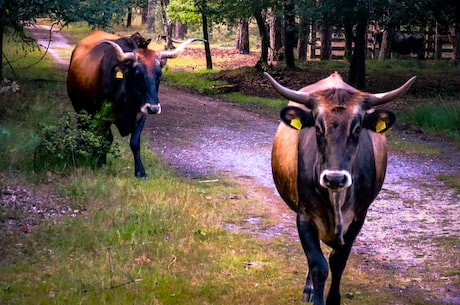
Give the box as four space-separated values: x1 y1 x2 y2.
97 40 138 62
159 38 206 59
370 76 416 106
264 72 315 108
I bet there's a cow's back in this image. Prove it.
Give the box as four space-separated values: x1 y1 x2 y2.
67 30 119 113
70 30 119 61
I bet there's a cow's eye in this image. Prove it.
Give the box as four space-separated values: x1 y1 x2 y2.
353 125 361 135
350 124 361 141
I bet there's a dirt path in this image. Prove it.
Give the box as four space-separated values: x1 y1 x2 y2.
149 85 460 304
28 26 460 304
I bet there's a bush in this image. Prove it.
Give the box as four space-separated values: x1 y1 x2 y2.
34 110 121 173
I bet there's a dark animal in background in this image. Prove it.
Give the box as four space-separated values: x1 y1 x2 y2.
265 72 415 305
375 31 425 59
130 32 152 49
67 30 204 177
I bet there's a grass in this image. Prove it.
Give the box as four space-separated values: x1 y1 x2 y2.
162 70 225 93
437 173 460 195
1 23 459 305
402 102 460 141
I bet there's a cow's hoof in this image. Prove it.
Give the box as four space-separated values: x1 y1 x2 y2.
302 290 314 302
135 173 148 179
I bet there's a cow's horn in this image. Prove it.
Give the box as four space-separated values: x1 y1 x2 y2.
97 40 138 62
264 72 315 108
370 76 416 106
159 38 206 59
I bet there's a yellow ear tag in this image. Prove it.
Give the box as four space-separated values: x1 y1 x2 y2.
375 120 387 133
290 118 302 130
115 71 123 79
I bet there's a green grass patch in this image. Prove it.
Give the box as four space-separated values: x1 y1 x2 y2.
398 100 460 142
162 70 225 94
0 146 304 305
437 173 460 195
226 92 286 110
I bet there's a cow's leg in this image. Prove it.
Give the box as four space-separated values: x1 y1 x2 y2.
297 215 328 305
130 114 147 178
303 271 314 301
326 219 365 305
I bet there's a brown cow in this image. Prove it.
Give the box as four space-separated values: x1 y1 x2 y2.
67 30 204 177
265 71 416 305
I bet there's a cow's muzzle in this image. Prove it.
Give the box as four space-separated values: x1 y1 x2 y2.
320 170 352 191
141 103 161 114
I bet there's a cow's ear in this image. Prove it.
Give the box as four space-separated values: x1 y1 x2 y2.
363 109 396 133
280 106 314 130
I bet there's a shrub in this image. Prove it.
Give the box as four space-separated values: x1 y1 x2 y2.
34 110 121 173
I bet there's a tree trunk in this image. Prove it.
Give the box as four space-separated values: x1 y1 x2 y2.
284 0 296 68
320 24 332 60
146 0 156 33
236 19 250 54
379 28 394 60
343 21 353 61
268 11 275 61
160 0 174 49
202 13 213 70
298 17 309 60
127 7 132 28
175 21 187 40
254 9 269 65
268 11 284 62
348 22 367 89
0 23 4 79
455 4 460 67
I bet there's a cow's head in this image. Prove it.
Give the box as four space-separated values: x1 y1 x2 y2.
98 38 205 116
266 71 415 191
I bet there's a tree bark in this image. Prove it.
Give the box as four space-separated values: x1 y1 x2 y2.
175 21 187 40
379 28 394 60
348 22 367 89
236 19 250 54
267 11 284 62
0 24 3 79
298 17 309 60
126 7 132 28
455 4 460 67
343 21 353 61
146 0 156 33
253 9 269 65
202 13 213 70
320 24 332 60
160 0 174 49
284 0 296 68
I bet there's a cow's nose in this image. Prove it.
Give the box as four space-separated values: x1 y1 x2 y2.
141 103 161 114
320 170 352 190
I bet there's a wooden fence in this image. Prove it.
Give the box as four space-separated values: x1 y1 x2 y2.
307 27 454 60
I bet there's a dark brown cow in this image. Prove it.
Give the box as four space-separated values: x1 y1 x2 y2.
265 72 416 305
67 30 203 177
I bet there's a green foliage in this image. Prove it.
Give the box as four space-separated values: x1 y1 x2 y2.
167 0 202 24
34 110 121 173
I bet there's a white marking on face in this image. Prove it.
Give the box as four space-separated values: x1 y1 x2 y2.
319 170 352 190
